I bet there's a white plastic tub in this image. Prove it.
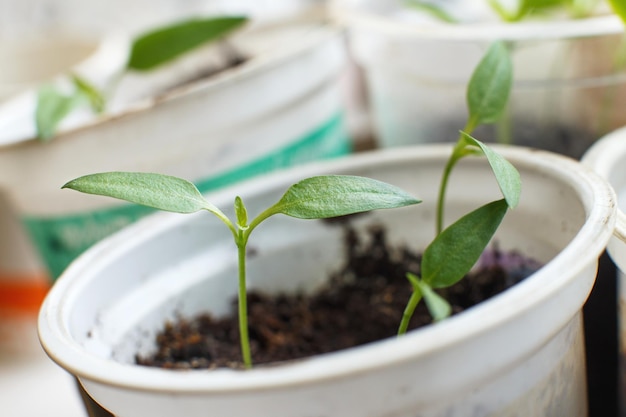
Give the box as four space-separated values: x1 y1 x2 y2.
39 144 615 416
0 29 128 356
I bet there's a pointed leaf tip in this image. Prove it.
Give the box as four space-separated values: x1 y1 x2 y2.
461 133 521 209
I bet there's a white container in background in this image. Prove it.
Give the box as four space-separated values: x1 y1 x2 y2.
0 21 351 281
582 127 626 417
0 30 127 357
39 144 615 416
331 0 625 158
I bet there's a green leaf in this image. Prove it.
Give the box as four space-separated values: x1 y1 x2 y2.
407 275 452 322
72 75 105 113
487 0 520 21
268 175 421 219
608 0 626 23
62 172 218 214
466 41 513 130
127 16 248 71
461 133 521 208
235 196 248 227
404 0 458 22
422 199 509 288
35 84 85 141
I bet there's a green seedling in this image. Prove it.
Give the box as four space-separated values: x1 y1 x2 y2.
62 173 421 368
36 16 247 141
397 41 521 333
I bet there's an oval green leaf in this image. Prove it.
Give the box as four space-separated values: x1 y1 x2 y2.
461 133 521 208
422 199 508 288
269 175 421 219
62 172 216 214
127 16 248 71
467 41 513 128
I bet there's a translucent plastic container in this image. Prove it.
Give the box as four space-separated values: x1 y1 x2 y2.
333 0 625 158
40 144 615 417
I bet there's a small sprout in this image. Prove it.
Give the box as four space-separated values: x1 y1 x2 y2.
63 172 421 368
400 40 522 330
35 15 248 140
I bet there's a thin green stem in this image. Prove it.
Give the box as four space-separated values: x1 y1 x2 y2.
436 120 475 234
236 233 252 369
436 150 457 235
495 105 512 145
398 286 423 335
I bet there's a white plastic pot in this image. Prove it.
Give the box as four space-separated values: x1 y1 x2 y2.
39 144 615 417
332 0 625 158
0 30 127 356
0 21 351 281
581 127 626 416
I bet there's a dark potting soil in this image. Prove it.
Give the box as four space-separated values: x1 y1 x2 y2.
136 225 542 370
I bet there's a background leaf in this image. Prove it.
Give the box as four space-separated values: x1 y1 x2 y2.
462 134 521 208
35 85 85 141
404 0 458 22
608 0 626 23
63 172 216 214
270 175 421 219
128 16 248 71
422 199 509 288
72 75 105 113
467 41 513 129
